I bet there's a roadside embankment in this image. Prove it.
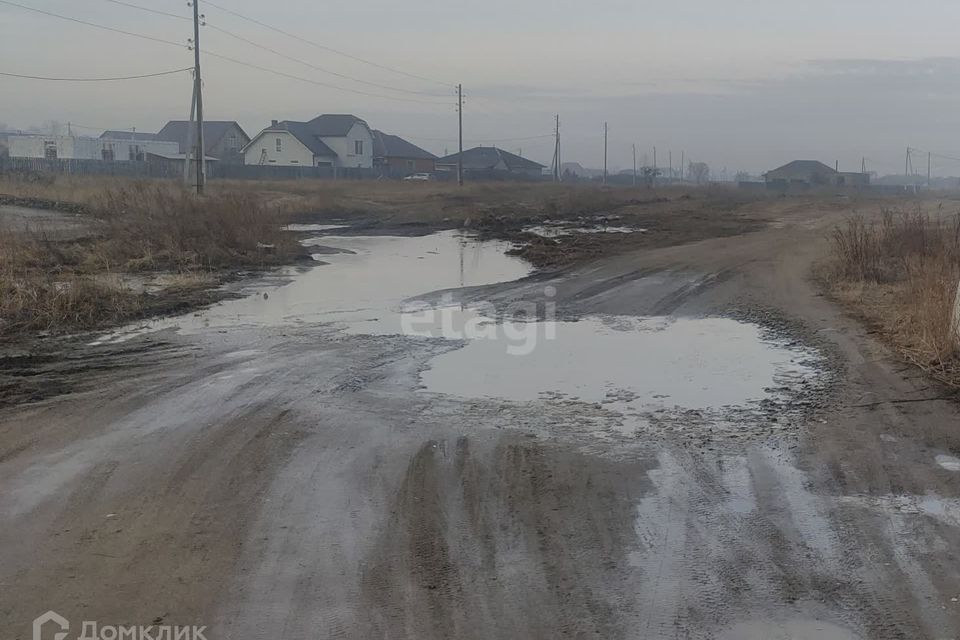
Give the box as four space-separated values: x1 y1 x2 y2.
0 181 306 339
821 206 960 388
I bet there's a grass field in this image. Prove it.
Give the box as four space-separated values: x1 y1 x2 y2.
823 206 960 387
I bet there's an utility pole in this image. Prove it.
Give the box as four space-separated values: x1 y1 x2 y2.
928 151 932 188
632 143 637 186
189 0 206 194
457 83 463 186
653 146 657 186
862 157 866 174
556 116 560 181
905 147 910 178
603 122 608 185
669 151 673 181
185 77 197 183
680 151 685 183
553 114 561 182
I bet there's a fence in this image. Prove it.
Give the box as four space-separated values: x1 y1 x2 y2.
0 156 182 179
0 156 428 182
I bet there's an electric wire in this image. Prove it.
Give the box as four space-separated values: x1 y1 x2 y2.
0 68 192 81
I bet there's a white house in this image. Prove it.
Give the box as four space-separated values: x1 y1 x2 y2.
243 114 374 168
8 132 177 161
8 134 102 160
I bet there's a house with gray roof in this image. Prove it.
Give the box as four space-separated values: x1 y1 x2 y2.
243 114 374 169
99 130 158 142
764 160 869 189
436 146 546 179
156 120 249 164
372 130 436 175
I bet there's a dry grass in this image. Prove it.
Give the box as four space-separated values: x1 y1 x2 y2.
825 207 960 386
0 179 303 337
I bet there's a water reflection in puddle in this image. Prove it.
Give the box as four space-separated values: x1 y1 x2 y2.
95 231 531 341
420 316 820 420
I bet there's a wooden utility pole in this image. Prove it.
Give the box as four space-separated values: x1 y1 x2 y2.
928 152 932 188
632 143 637 186
603 122 608 185
190 0 206 194
457 83 464 186
669 151 673 181
680 151 685 183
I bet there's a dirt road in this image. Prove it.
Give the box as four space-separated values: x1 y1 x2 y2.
2 201 959 639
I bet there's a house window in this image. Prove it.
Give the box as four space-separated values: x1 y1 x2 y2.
44 141 57 159
102 144 115 162
276 138 282 152
355 140 363 155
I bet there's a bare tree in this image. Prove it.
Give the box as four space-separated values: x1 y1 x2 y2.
688 161 710 185
641 166 661 188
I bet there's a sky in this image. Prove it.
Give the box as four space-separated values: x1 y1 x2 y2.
3 0 960 176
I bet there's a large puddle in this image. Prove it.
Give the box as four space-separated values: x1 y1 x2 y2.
95 229 825 432
97 230 531 340
419 315 821 432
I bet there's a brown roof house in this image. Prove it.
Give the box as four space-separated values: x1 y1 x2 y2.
156 120 250 164
372 130 437 175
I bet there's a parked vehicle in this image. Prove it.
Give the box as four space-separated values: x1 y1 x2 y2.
403 172 435 181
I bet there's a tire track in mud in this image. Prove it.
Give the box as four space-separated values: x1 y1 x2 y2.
358 435 651 640
743 447 933 638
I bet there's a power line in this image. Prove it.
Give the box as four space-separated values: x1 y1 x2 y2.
0 0 450 105
102 0 190 21
100 0 447 97
0 68 191 82
201 0 453 88
407 133 554 143
0 0 185 47
909 146 960 164
202 50 449 105
204 21 448 97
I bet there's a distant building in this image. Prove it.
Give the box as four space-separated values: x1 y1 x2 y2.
436 146 545 179
561 162 603 179
99 130 158 142
243 114 374 168
156 120 249 164
764 160 870 189
371 130 436 174
8 133 177 161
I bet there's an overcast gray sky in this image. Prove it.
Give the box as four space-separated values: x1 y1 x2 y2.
3 0 960 175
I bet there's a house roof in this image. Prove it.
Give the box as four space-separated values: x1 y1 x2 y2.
267 121 337 157
437 146 545 171
371 130 436 160
100 130 157 141
768 160 837 175
155 120 248 154
305 114 368 137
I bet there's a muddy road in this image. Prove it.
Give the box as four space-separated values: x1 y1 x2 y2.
2 203 960 639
